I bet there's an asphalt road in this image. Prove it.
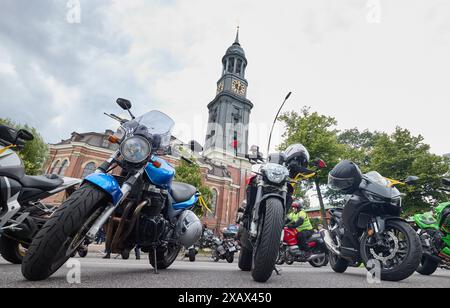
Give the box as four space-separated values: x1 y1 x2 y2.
0 254 448 288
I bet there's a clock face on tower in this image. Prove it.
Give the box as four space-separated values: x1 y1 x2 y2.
217 81 224 93
232 79 246 96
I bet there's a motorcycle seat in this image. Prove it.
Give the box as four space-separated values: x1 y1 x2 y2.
171 182 197 203
20 174 64 191
443 178 450 187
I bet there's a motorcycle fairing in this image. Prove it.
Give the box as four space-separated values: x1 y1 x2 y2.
84 173 123 205
414 212 439 229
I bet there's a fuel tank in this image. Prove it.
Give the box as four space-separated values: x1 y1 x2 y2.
144 156 175 189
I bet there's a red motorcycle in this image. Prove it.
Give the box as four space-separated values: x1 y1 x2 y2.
276 227 329 267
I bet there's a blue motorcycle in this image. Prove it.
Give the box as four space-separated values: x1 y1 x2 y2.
22 98 205 281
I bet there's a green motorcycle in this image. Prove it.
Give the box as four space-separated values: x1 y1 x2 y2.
413 179 450 275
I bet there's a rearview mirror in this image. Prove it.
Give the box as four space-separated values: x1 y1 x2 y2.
116 98 132 110
405 176 420 186
16 129 34 142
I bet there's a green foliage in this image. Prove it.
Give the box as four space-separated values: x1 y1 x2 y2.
0 118 48 175
175 158 212 217
276 109 449 216
369 128 449 217
278 107 345 185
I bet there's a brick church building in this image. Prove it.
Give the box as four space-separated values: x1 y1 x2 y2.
43 30 253 233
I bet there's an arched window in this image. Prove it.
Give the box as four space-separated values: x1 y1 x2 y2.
50 160 60 174
81 162 96 179
58 159 69 176
209 189 218 217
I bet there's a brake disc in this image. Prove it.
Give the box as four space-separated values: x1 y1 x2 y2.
369 231 399 265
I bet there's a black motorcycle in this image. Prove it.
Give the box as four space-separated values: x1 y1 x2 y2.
186 228 214 262
322 160 422 282
0 125 80 264
238 144 324 282
211 233 238 264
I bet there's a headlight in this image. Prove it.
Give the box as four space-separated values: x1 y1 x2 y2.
120 136 151 164
263 163 289 184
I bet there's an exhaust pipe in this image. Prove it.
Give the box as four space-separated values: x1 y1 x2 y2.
320 229 341 256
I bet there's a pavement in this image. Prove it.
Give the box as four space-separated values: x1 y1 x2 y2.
0 253 449 288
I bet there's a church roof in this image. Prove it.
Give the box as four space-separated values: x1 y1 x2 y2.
225 28 246 58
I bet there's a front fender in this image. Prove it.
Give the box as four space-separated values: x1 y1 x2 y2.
377 216 408 233
83 173 122 205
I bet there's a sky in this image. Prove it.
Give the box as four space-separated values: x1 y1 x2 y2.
0 0 449 155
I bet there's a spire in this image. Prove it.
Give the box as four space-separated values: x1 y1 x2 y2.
234 26 240 45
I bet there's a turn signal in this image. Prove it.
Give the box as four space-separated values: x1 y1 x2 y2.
152 160 162 168
108 135 120 144
367 229 374 237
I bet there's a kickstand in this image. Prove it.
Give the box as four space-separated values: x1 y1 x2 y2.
274 266 282 276
153 247 159 275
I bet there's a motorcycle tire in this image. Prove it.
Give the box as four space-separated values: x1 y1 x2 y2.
149 244 181 270
226 254 235 264
77 247 88 258
22 184 106 281
0 236 25 264
417 255 439 276
309 255 329 268
239 246 253 271
360 220 422 282
188 248 196 262
329 251 349 273
251 198 284 283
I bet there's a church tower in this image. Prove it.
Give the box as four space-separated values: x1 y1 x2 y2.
204 29 253 162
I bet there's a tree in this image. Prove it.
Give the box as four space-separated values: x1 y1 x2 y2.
175 158 212 217
278 107 345 185
369 128 449 216
0 118 48 175
338 128 381 171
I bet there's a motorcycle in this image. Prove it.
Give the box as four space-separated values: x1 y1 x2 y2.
322 162 422 282
186 228 215 262
413 178 450 275
276 227 328 268
22 98 206 281
238 145 326 282
0 125 80 264
211 230 239 263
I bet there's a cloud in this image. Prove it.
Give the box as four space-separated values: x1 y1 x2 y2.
0 0 448 155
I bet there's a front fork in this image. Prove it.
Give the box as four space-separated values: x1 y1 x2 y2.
249 184 287 239
86 157 146 241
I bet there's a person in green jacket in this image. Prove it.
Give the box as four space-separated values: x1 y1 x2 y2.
286 201 314 257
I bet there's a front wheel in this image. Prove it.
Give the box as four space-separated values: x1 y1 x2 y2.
0 236 26 264
149 244 181 270
360 220 422 282
22 184 106 281
251 198 284 283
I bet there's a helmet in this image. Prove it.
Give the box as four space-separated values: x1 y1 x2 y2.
292 200 303 210
285 144 310 172
328 160 363 194
175 210 203 247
